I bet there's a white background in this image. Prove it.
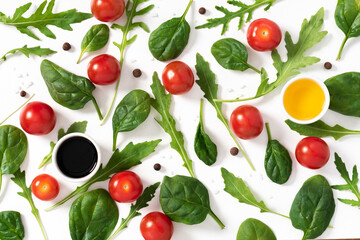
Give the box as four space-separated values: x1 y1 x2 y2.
0 0 359 239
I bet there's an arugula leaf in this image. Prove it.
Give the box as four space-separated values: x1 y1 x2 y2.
0 211 24 240
285 119 360 140
332 153 360 207
38 121 87 169
0 45 56 62
196 0 276 35
11 170 47 240
221 168 288 218
218 8 327 103
46 140 161 211
0 0 92 40
100 0 154 125
108 183 160 240
195 53 254 170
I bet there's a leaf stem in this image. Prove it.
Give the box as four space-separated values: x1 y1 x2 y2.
0 93 34 125
265 122 271 141
92 98 103 120
336 36 348 60
199 99 204 125
182 0 194 18
208 208 225 229
77 51 85 64
247 64 261 74
108 211 134 240
214 95 259 103
45 188 83 211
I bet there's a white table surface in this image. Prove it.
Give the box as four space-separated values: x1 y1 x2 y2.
1 0 359 239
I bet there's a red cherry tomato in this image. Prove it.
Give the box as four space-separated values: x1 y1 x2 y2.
90 0 125 22
247 18 282 51
19 101 56 135
295 137 330 169
230 105 263 140
31 174 60 201
108 171 143 203
140 212 174 240
162 61 194 95
87 54 121 85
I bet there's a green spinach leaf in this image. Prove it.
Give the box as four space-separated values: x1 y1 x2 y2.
194 99 217 166
211 38 260 73
38 121 88 169
264 123 292 184
0 0 92 40
108 182 160 240
148 0 192 61
0 211 24 240
285 119 360 140
1 45 56 62
290 175 335 240
40 59 103 120
335 0 360 59
77 24 109 63
325 72 360 117
69 189 118 240
47 140 161 211
332 153 360 207
237 218 276 240
0 125 27 192
112 90 151 151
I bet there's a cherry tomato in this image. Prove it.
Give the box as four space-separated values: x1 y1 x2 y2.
162 61 194 95
295 137 330 169
230 105 263 140
108 171 143 203
247 18 282 51
87 54 121 85
90 0 125 22
140 212 174 240
19 101 56 135
31 174 60 201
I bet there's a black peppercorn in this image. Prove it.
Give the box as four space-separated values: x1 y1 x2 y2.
153 163 161 171
62 42 71 51
20 90 27 97
133 68 142 78
199 7 206 15
324 62 332 70
230 147 239 156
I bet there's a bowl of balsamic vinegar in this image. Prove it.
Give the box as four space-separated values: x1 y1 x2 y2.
53 133 101 182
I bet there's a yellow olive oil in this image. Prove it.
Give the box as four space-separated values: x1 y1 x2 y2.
283 78 325 121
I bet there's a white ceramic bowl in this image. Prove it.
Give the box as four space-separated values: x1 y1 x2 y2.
52 132 101 182
281 76 330 124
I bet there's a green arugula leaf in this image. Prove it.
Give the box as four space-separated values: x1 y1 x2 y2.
1 45 56 62
0 211 24 240
332 153 360 207
0 0 92 40
196 0 276 35
46 140 161 211
38 121 87 169
11 170 47 240
100 0 154 125
195 53 254 170
221 168 288 219
285 119 360 140
108 182 160 240
150 72 195 177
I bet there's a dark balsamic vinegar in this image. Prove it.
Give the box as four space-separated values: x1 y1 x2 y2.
56 137 98 178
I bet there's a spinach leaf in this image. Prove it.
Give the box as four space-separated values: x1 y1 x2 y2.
195 53 254 170
1 45 56 62
77 24 109 64
112 90 151 151
194 99 217 166
264 123 292 184
211 38 260 73
332 153 360 207
0 211 24 240
335 0 360 59
221 168 288 218
108 182 160 240
325 72 360 117
196 0 276 35
0 125 27 192
0 0 92 40
290 175 335 240
11 170 47 240
237 218 276 240
40 60 103 120
285 119 360 140
69 189 118 240
47 139 161 211
38 121 88 169
148 0 192 61
160 175 214 225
